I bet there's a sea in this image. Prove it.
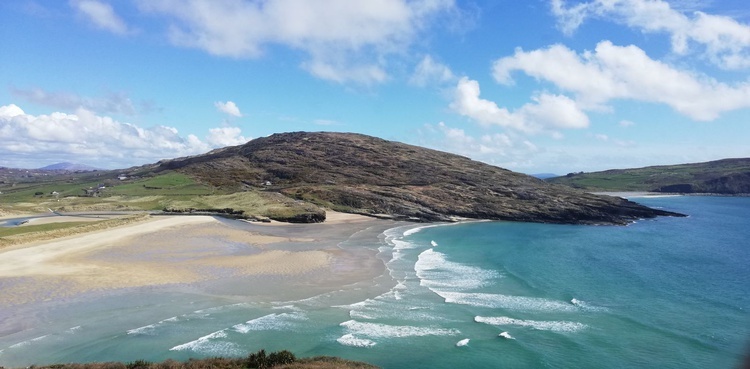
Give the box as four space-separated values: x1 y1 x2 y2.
1 196 748 368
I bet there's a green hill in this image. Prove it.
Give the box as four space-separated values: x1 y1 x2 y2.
547 158 750 194
0 132 685 225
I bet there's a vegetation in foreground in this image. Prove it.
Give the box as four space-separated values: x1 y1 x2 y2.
7 350 378 369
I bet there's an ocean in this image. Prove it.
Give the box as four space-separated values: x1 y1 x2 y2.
1 196 748 368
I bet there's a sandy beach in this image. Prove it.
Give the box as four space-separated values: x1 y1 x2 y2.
0 211 391 307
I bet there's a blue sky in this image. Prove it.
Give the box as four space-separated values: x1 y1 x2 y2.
1 0 749 173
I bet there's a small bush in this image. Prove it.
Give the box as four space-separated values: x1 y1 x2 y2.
268 351 296 366
246 349 297 368
126 360 151 369
246 349 269 368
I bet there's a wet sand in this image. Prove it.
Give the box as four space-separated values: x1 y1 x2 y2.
0 212 394 307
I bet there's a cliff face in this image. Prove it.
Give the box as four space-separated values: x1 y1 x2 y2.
159 132 684 224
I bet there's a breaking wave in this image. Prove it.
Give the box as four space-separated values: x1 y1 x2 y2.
475 316 587 333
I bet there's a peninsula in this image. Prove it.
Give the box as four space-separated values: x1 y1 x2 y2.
547 158 750 194
0 132 684 226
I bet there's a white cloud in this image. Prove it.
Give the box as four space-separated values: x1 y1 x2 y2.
71 0 132 35
619 119 635 127
410 55 456 86
0 104 24 118
450 77 589 134
206 127 248 146
11 87 140 116
493 41 750 121
136 0 455 84
0 104 250 168
550 0 750 69
214 101 243 117
417 122 540 169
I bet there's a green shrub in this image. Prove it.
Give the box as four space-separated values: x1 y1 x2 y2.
126 360 151 369
246 349 297 368
268 351 296 366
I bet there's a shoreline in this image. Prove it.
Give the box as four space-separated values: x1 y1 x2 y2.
0 211 395 308
593 191 750 198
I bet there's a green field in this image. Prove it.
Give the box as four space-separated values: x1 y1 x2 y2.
547 158 750 193
0 171 324 221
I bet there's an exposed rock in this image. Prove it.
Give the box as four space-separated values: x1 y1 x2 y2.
158 132 684 225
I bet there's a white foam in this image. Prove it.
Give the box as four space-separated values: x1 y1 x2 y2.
66 326 82 333
403 225 432 237
127 315 181 335
430 240 438 247
340 320 460 339
475 316 587 333
233 312 307 333
170 329 241 356
415 249 500 292
569 298 607 312
337 334 377 348
438 291 577 312
456 338 470 346
8 335 49 349
127 324 157 335
499 331 514 339
347 299 442 322
392 239 418 250
192 302 250 314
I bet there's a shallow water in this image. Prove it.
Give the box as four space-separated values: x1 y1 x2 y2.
1 196 748 368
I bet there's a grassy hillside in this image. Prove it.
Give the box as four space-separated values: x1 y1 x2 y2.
547 158 750 194
0 170 323 222
2 132 685 224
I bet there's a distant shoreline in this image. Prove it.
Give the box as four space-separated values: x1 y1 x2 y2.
593 191 750 198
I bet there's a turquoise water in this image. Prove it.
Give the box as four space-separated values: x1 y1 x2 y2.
1 196 748 368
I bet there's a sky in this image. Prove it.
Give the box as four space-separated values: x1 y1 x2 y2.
1 0 749 174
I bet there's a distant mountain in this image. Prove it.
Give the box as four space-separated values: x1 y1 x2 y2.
39 162 99 171
530 173 559 179
547 158 750 194
138 131 683 224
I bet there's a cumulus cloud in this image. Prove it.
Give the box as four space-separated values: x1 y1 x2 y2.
418 122 540 168
214 101 243 117
206 126 248 146
410 55 456 86
11 87 142 116
550 0 750 69
0 104 250 168
136 0 455 84
493 41 750 121
70 0 133 35
450 77 589 134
